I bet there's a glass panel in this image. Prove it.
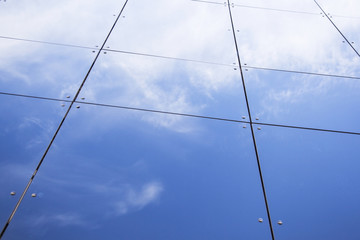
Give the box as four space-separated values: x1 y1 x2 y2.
79 51 249 121
0 0 126 47
106 0 237 64
0 95 67 227
328 16 360 53
243 68 360 133
231 6 360 76
316 0 360 17
4 104 271 240
255 126 360 239
316 0 360 53
0 38 97 100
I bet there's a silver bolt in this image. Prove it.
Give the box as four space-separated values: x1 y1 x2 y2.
255 117 259 120
10 191 16 196
242 116 246 119
66 96 70 98
277 220 283 225
81 97 85 100
243 125 247 128
257 127 261 130
76 106 80 109
61 104 65 107
31 193 37 198
258 218 263 223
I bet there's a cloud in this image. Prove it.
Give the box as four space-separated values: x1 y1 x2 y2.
32 213 87 227
1 0 359 132
113 182 164 215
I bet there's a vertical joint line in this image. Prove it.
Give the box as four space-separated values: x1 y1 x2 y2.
226 1 275 239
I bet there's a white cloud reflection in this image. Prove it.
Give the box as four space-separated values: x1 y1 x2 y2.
114 182 164 216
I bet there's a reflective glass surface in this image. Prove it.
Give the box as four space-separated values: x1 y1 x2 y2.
327 16 360 53
0 95 65 227
243 68 360 132
106 0 237 64
79 51 249 120
4 105 271 240
0 38 96 99
1 0 360 239
0 0 126 47
316 0 360 53
255 126 360 239
231 5 360 76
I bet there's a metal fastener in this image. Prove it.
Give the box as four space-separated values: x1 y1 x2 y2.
76 106 80 109
10 191 16 196
243 125 247 128
242 116 246 119
257 127 261 130
31 193 37 198
255 117 259 120
258 218 263 223
277 220 283 225
66 96 70 98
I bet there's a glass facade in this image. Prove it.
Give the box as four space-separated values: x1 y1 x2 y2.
1 0 359 239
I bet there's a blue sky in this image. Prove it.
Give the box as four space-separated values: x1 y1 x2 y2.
1 0 360 239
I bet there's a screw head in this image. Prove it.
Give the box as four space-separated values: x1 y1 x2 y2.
31 193 37 198
243 125 247 128
10 191 16 196
76 106 80 109
66 96 70 98
258 218 263 223
242 116 246 119
255 117 259 120
61 104 65 107
277 220 283 225
257 127 261 130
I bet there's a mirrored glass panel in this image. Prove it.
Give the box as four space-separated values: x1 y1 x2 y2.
255 126 360 239
4 104 271 239
326 16 360 53
0 0 126 47
106 0 237 64
231 5 360 76
243 68 360 133
79 51 249 121
316 0 360 53
0 95 66 227
0 38 97 100
316 0 360 17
